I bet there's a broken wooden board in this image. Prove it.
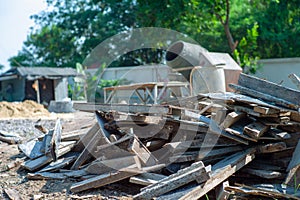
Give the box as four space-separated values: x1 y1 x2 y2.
242 168 283 179
73 102 170 115
70 170 138 193
225 183 300 200
18 139 44 159
0 135 21 144
129 173 167 186
38 155 77 173
133 161 211 199
127 135 158 166
230 84 299 110
22 155 53 172
177 148 256 200
3 188 23 200
169 146 243 163
50 119 63 161
284 139 300 184
256 142 287 154
71 129 108 170
253 105 279 115
85 155 139 175
215 181 230 200
72 122 100 152
243 122 269 139
220 111 246 129
27 169 88 180
238 73 300 107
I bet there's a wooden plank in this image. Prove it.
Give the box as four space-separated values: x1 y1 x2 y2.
73 102 170 114
170 146 243 163
71 129 107 170
70 170 138 193
38 155 77 173
3 188 23 200
225 127 257 142
220 111 246 129
18 139 44 159
230 84 298 110
287 139 300 171
215 181 230 200
243 122 269 139
0 135 21 144
256 142 287 154
72 123 100 152
85 156 139 175
242 168 283 179
129 173 167 186
225 184 300 200
22 155 53 172
177 148 256 200
291 111 300 122
127 135 158 166
238 73 300 106
133 161 211 199
50 119 62 160
253 106 279 115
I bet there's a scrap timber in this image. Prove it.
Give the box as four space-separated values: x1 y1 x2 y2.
5 73 300 199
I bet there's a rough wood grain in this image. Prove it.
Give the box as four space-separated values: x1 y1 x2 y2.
178 148 256 200
238 73 300 106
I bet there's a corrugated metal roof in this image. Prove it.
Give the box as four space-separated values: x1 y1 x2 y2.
17 67 80 77
0 67 83 80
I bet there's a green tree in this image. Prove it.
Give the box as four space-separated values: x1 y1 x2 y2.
9 0 300 73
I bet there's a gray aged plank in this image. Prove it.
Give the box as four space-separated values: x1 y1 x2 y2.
73 102 170 114
70 170 138 193
177 148 256 200
229 84 298 109
129 173 167 186
133 161 210 199
238 73 300 106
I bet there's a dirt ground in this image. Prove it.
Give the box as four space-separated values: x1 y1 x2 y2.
0 110 140 200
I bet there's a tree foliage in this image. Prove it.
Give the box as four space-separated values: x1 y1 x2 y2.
9 0 300 73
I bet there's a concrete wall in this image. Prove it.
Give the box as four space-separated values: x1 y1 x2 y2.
54 78 68 101
0 77 25 101
86 64 172 84
256 57 300 90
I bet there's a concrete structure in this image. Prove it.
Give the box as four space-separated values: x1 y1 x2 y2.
0 67 82 104
256 57 300 90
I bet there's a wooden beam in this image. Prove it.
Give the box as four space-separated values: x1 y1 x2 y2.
70 170 138 193
178 148 256 200
238 73 300 106
220 111 246 129
129 173 167 186
229 84 299 110
133 161 210 199
127 135 158 166
243 122 269 139
215 181 230 200
73 102 170 114
85 156 139 175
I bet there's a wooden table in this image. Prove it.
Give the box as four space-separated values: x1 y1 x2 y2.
103 81 190 104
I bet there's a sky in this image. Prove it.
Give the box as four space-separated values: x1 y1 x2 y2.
0 0 47 72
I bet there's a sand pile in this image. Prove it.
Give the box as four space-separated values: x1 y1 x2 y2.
0 100 50 118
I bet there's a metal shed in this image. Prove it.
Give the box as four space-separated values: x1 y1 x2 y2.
0 67 82 104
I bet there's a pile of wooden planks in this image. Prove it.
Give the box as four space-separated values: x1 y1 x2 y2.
16 73 300 199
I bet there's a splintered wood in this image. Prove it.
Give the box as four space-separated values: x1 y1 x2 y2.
10 73 300 199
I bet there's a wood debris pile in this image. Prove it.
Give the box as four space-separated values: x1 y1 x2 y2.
9 73 300 199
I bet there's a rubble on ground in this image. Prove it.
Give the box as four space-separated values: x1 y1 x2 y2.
1 73 300 199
